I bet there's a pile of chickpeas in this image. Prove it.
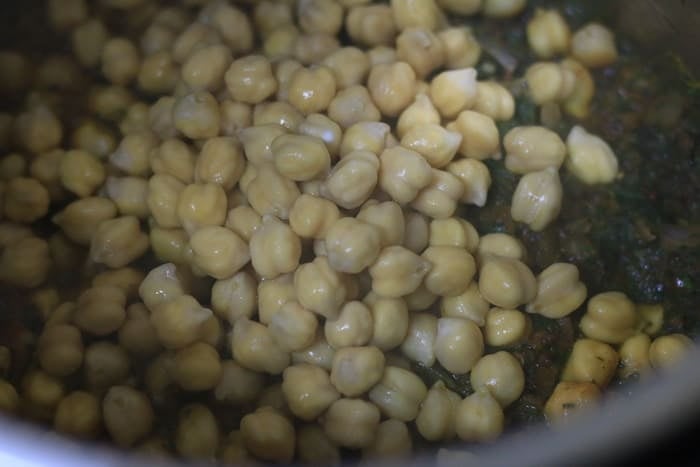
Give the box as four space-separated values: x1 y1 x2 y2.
0 0 695 464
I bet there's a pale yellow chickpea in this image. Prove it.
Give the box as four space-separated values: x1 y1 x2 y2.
361 292 409 351
429 218 479 253
367 62 417 117
323 398 380 449
3 177 49 224
368 365 427 421
268 300 319 352
215 360 265 406
544 381 601 426
436 0 481 15
477 233 525 263
225 55 277 104
54 391 101 440
296 0 343 35
329 345 386 397
566 125 619 185
118 303 162 357
248 215 300 279
282 363 340 421
194 137 245 190
0 236 51 288
527 262 588 319
71 18 109 68
239 407 294 463
401 124 462 170
649 334 694 370
294 256 347 319
22 369 65 420
292 331 336 371
410 169 464 220
325 217 381 274
455 389 504 442
362 419 412 460
429 68 478 119
257 273 297 325
321 47 370 91
84 341 131 393
396 94 441 139
48 232 85 274
37 324 83 377
396 27 444 79
73 285 126 336
297 113 342 159
416 381 461 442
401 312 437 366
527 8 571 59
390 0 441 31
357 200 405 248
171 22 220 64
422 246 476 297
104 176 149 219
103 385 154 447
439 27 481 70
297 424 341 466
245 164 301 220
322 150 380 210
263 24 300 60
150 227 188 264
618 333 652 379
292 32 341 65
138 262 188 310
479 256 537 309
472 81 515 121
403 210 430 254
147 174 185 228
90 85 135 123
272 133 331 182
188 226 250 280
562 338 619 389
327 85 382 129
254 101 304 131
482 0 527 17
254 0 294 38
239 124 288 167
93 267 145 301
119 102 151 136
379 146 432 204
102 38 141 85
449 111 500 162
90 216 149 268
484 307 530 347
29 149 65 200
636 304 664 336
59 149 106 198
150 294 214 349
175 403 220 460
232 317 290 374
72 120 117 160
141 19 178 55
177 182 227 234
13 104 63 154
180 44 231 92
172 342 222 391
511 167 563 231
580 291 638 344
368 245 431 298
219 100 252 136
324 301 373 349
172 91 221 140
434 316 484 375
525 61 576 105
289 194 340 239
346 4 396 47
471 351 525 407
137 51 179 95
571 22 618 68
287 66 337 116
440 282 490 326
109 131 158 177
211 271 257 323
562 58 595 119
504 125 567 174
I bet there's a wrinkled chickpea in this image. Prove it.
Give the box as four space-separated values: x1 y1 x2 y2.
580 291 638 345
368 62 417 117
504 126 567 174
566 125 619 184
435 317 484 374
401 312 438 366
368 365 428 422
345 4 397 47
479 256 537 309
511 166 563 231
526 8 571 59
327 85 382 129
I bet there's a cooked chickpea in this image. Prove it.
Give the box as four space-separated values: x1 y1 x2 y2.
172 91 220 139
257 273 297 325
175 403 220 460
428 218 478 253
368 365 427 421
504 126 566 174
102 38 141 86
118 303 161 357
329 345 385 397
401 312 437 366
440 282 490 326
0 378 18 413
281 364 340 421
544 381 601 426
561 58 595 119
345 4 396 47
254 101 303 131
231 317 290 375
103 385 154 447
37 324 83 377
390 0 441 31
13 104 63 155
269 301 318 352
566 125 619 184
59 149 106 198
225 55 277 105
327 85 382 129
396 27 444 79
649 334 694 370
439 27 482 70
92 268 144 302
320 47 369 91
362 419 412 460
271 134 331 182
177 182 227 233
90 216 149 268
105 176 149 218
526 9 571 58
571 23 618 68
447 158 492 208
415 381 461 442
511 166 563 231
219 100 252 136
323 217 380 274
0 153 26 181
289 194 340 240
379 146 432 204
240 407 295 463
455 389 504 442
367 245 430 298
215 360 265 406
482 0 526 17
172 342 222 391
0 236 51 288
71 18 109 68
150 294 213 349
210 270 256 323
110 131 158 177
293 32 340 65
22 369 66 420
254 0 294 38
618 333 652 379
473 81 515 121
194 137 245 191
3 177 49 224
449 111 500 162
359 292 409 351
410 169 464 220
239 124 288 167
429 69 478 120
562 338 619 389
292 331 336 371
324 301 373 349
479 256 537 309
84 341 131 393
525 61 576 105
54 391 101 439
323 398 380 449
247 215 300 279
322 150 380 210
421 246 476 297
150 227 189 264
484 308 531 347
188 226 250 280
396 94 440 140
400 124 462 170
297 424 341 466
287 66 337 116
580 291 638 344
477 233 525 263
367 62 417 117
471 351 525 407
139 263 188 310
120 101 150 136
434 317 483 374
73 120 116 158
403 282 438 312
527 262 587 318
245 164 300 220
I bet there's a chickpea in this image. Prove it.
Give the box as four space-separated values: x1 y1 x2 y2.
254 101 303 131
150 294 214 349
482 0 527 18
484 307 531 347
172 342 222 391
379 146 433 204
104 176 149 219
37 323 83 377
138 262 188 310
102 38 141 85
362 419 412 460
478 256 537 309
566 125 619 184
172 91 221 140
346 4 396 47
561 58 595 119
257 273 297 325
455 389 504 442
3 177 49 224
188 226 250 280
448 111 500 162
29 149 65 200
109 131 158 177
293 32 340 65
54 391 101 439
410 169 464 220
239 124 288 167
580 291 638 344
396 27 444 79
0 153 26 181
103 386 154 447
571 23 618 68
368 365 427 421
245 164 300 220
437 0 481 15
272 134 331 182
193 137 245 191
281 364 340 421
477 232 525 263
71 18 109 68
289 194 340 240
429 69 478 120
322 150 380 210
324 301 373 349
177 182 227 234
225 55 277 104
416 381 461 442
321 47 370 91
0 381 18 413
323 398 380 449
649 334 694 370
636 304 664 336
84 341 131 393
211 271 257 323
368 62 417 117
330 346 385 397
390 0 441 31
248 215 300 279
368 245 430 298
526 9 571 59
438 27 482 70
544 381 601 426
90 85 135 123
118 303 162 357
297 424 341 466
511 166 563 231
400 124 462 170
22 369 65 420
525 61 576 105
287 66 337 116
215 360 265 406
421 246 476 297
269 301 318 352
396 94 441 140
527 262 588 319
220 100 252 136
254 0 294 38
231 317 290 375
239 407 295 463
0 236 51 288
327 85 382 129
618 333 652 379
120 102 151 136
401 312 437 366
264 24 301 60
504 126 567 175
150 227 188 264
59 149 106 198
92 267 145 302
403 210 430 254
292 331 336 371
297 113 342 159
562 338 619 389
440 282 490 326
175 404 220 460
89 216 149 268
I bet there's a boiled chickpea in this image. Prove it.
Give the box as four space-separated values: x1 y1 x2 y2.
3 177 50 224
282 363 340 421
379 146 433 204
297 424 341 466
214 360 265 406
411 169 464 219
60 149 106 198
325 217 381 274
173 342 222 391
562 338 619 389
401 312 437 366
22 370 65 420
289 194 340 240
439 27 482 69
325 301 373 349
240 407 295 462
211 271 257 323
455 389 504 442
346 4 396 47
109 131 158 177
566 125 619 185
579 291 637 344
416 381 461 442
362 419 412 460
511 167 563 231
188 226 250 280
288 66 337 116
368 62 417 117
544 381 600 426
104 176 149 218
83 341 131 393
571 23 618 68
649 334 694 370
268 301 319 352
330 346 385 396
478 256 537 309
440 282 490 326
323 150 380 210
54 391 101 439
231 317 290 375
225 55 277 104
292 331 336 371
257 273 297 325
102 38 141 85
0 236 51 288
90 216 149 268
150 294 213 349
484 308 531 347
245 164 300 220
293 32 340 65
527 262 588 319
103 386 154 447
323 398 380 449
272 133 331 182
175 403 220 459
118 303 162 357
327 85 382 129
368 365 427 421
526 9 571 59
37 324 83 377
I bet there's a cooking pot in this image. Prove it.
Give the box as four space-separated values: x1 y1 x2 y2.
0 1 698 466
